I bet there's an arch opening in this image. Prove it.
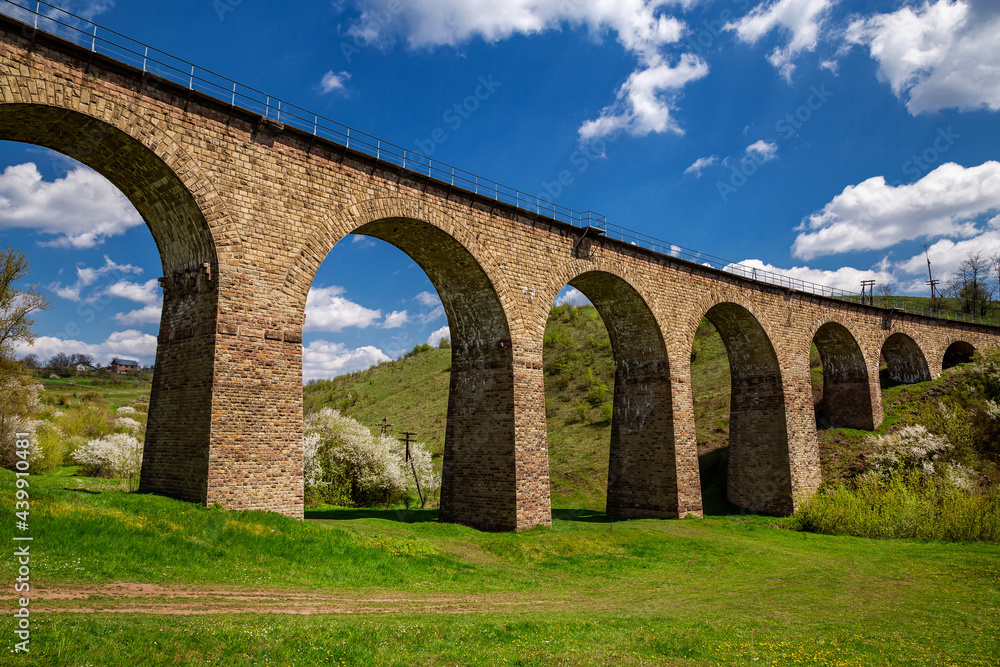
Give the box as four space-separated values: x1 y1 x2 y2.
544 272 678 520
301 217 525 531
881 333 931 386
703 303 793 515
812 322 875 430
943 341 976 370
0 104 221 507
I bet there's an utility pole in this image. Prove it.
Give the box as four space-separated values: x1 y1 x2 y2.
924 244 939 300
376 416 393 437
860 279 875 306
399 431 424 508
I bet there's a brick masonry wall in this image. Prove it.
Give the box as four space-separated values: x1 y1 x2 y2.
3 19 1000 529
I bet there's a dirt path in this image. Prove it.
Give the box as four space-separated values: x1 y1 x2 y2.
5 583 575 615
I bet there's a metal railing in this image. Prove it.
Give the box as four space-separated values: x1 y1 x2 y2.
2 0 998 329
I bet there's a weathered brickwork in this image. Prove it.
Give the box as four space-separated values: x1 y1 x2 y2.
3 19 1000 529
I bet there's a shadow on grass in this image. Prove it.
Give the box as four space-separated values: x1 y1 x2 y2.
305 507 439 523
552 508 613 523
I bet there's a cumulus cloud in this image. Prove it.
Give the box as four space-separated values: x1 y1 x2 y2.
726 0 834 80
745 140 778 162
319 70 351 94
730 258 895 293
16 329 157 367
350 0 707 139
113 304 163 326
896 221 1000 280
0 163 143 248
302 341 389 382
846 0 1000 114
304 286 381 332
426 326 451 347
579 54 709 140
49 256 143 302
104 278 160 304
414 291 445 322
555 286 593 307
792 161 1000 260
684 155 719 177
382 310 409 328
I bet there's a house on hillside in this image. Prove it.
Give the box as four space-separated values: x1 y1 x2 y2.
110 358 139 374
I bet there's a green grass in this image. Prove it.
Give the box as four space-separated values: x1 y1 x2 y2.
4 468 1000 665
35 372 152 410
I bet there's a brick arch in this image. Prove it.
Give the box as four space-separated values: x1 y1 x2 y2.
693 299 794 515
943 339 977 369
280 196 521 338
0 96 241 273
881 332 932 384
550 269 680 519
284 197 542 531
810 320 875 430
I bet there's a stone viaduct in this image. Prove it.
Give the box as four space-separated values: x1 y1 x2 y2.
2 13 998 531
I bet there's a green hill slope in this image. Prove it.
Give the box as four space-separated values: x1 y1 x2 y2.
303 304 996 511
304 304 736 509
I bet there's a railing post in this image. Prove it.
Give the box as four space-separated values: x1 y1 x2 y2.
91 25 96 52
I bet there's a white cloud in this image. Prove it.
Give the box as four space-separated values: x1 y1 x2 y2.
555 286 593 307
113 304 162 326
745 140 778 162
426 326 451 347
319 70 351 94
792 161 1000 260
104 279 160 304
415 291 439 307
16 329 157 367
896 225 1000 280
382 310 409 328
304 286 381 332
579 54 709 139
0 163 143 248
351 0 706 139
846 0 1000 114
730 258 895 293
726 0 834 80
684 155 719 177
414 291 445 322
48 256 143 302
302 341 389 382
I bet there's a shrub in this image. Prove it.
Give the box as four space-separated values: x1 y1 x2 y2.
303 408 439 507
0 378 42 470
71 433 143 491
131 402 149 413
795 469 1000 542
114 417 143 435
116 405 137 415
81 391 104 404
59 405 113 442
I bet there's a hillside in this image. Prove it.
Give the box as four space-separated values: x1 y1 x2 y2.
305 303 999 511
305 304 743 509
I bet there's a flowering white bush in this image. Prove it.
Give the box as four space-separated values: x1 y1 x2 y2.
303 408 439 506
72 433 143 491
114 417 143 433
116 406 137 415
864 425 979 489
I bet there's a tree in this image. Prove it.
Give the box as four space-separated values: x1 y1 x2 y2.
876 282 897 297
948 252 994 316
0 246 49 375
69 353 94 368
20 354 39 369
1 246 49 469
47 352 72 370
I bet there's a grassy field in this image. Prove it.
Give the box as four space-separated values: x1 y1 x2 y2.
33 373 152 411
3 468 999 665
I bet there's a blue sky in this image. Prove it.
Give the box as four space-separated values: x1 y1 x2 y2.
2 0 999 380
